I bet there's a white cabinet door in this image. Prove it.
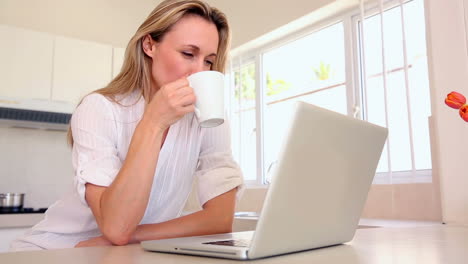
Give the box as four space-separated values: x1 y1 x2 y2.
0 25 54 99
112 47 125 78
52 36 112 105
0 227 30 253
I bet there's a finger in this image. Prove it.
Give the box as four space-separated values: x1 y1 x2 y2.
178 93 196 107
180 104 196 114
164 88 193 110
173 86 194 98
164 77 189 92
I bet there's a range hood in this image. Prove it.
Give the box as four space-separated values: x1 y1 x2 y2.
0 96 75 131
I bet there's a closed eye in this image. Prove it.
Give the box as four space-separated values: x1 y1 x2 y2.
182 52 194 58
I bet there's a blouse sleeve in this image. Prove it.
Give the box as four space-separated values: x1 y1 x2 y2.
71 94 122 205
194 119 244 207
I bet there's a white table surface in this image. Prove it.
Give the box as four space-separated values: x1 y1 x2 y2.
0 225 466 264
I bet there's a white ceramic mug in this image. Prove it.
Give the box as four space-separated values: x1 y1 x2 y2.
187 71 225 128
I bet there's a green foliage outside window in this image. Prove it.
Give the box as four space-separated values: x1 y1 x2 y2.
266 73 291 96
234 64 291 100
312 61 332 80
234 63 256 100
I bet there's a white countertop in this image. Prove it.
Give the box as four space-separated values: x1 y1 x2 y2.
0 214 256 230
0 214 45 229
0 225 466 263
0 210 441 229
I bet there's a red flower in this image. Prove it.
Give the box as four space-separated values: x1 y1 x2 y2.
445 91 466 109
460 105 468 122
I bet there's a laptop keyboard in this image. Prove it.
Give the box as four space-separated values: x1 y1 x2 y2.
202 239 250 247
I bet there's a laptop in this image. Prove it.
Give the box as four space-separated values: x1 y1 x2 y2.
141 101 388 260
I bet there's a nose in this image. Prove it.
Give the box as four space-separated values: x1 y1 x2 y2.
189 60 207 75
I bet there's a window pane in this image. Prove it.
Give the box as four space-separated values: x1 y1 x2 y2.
365 76 389 172
360 0 432 175
409 62 432 170
386 71 412 172
230 63 257 181
262 23 346 182
405 0 432 170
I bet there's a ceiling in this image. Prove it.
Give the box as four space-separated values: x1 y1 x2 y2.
0 0 349 49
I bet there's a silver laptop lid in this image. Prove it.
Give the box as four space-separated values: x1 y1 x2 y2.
248 102 388 259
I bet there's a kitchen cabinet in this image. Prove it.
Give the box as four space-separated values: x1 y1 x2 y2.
0 25 54 100
0 214 45 253
112 47 125 78
0 25 122 106
0 227 30 253
52 36 113 105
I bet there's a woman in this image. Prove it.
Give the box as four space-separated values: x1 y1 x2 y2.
10 0 243 251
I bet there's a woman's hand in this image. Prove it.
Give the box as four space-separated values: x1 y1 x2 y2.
144 77 196 131
75 235 113 248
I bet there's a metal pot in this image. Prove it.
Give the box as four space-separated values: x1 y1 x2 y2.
0 193 25 212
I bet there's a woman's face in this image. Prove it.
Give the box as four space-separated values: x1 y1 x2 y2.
144 14 219 90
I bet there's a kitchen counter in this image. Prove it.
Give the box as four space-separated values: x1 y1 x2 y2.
0 214 45 228
0 225 466 263
232 215 442 230
0 210 441 229
0 213 258 230
0 214 255 230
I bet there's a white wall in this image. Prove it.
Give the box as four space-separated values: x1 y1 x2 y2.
424 0 468 225
0 127 73 208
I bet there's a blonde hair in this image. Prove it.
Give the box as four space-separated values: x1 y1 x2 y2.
67 0 231 146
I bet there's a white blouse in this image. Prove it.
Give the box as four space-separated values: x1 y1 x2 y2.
11 91 243 250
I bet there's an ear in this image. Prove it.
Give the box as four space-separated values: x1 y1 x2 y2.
142 34 155 58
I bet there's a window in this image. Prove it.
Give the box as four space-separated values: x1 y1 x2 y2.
356 0 432 183
262 22 347 183
228 0 431 185
228 60 257 183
